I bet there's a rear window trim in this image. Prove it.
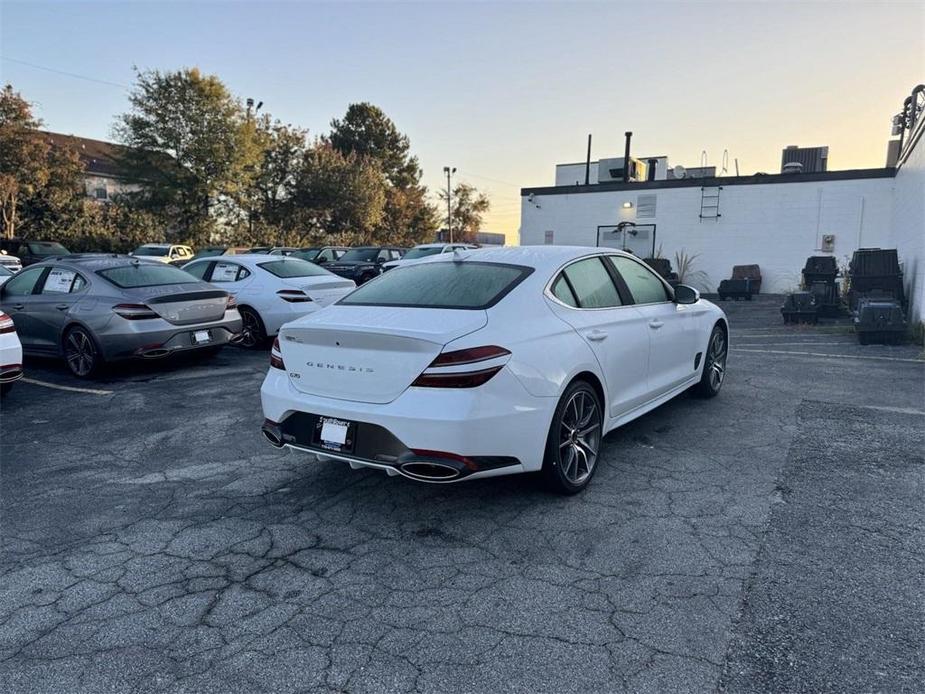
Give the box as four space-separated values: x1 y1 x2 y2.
338 261 534 311
95 264 202 289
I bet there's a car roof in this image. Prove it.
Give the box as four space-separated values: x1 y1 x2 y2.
185 253 311 267
33 254 165 270
137 243 173 248
413 245 637 273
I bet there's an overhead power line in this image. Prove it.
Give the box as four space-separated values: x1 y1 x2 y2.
1 56 129 89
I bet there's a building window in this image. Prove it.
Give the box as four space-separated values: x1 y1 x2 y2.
637 194 657 218
94 187 108 200
544 230 554 245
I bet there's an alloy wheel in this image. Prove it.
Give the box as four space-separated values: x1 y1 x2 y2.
708 330 727 391
239 309 262 348
65 330 96 377
557 390 602 486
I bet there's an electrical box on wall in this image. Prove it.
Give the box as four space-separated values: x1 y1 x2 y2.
821 234 835 252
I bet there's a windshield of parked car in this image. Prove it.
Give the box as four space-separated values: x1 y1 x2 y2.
29 242 69 256
0 266 12 276
98 263 199 288
338 248 378 262
257 258 330 278
402 247 444 260
340 261 532 310
132 246 169 257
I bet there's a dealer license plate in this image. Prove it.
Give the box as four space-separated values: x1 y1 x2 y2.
193 330 211 344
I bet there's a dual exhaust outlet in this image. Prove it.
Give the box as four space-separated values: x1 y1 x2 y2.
260 420 464 481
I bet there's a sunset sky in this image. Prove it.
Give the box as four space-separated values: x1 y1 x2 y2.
2 1 923 243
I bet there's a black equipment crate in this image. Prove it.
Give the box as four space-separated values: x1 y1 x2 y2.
802 256 838 284
850 248 900 277
807 281 842 317
781 292 818 324
854 297 906 344
718 278 755 301
731 265 762 294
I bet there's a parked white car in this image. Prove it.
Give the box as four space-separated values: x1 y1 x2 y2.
0 310 23 396
0 252 22 273
131 244 194 264
261 246 728 494
183 254 356 348
0 266 14 287
381 243 479 272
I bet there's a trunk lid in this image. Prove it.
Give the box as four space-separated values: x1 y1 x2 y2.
279 305 487 403
130 284 228 325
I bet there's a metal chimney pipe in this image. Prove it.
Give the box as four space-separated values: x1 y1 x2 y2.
623 131 633 182
584 134 592 185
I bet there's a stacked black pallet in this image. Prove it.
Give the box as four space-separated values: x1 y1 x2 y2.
847 248 906 344
781 291 818 324
643 258 680 287
802 256 841 317
718 265 762 301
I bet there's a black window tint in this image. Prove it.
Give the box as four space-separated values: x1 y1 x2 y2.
98 264 197 288
607 256 669 304
340 262 532 310
562 258 622 308
551 275 578 307
183 262 211 280
258 259 329 278
2 266 45 296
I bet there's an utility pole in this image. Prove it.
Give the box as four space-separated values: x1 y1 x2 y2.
443 166 456 242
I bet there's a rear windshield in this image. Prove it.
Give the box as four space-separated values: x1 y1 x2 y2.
340 261 532 310
132 246 169 257
192 249 225 259
30 242 69 256
402 247 443 260
97 264 198 288
339 248 378 262
257 258 330 278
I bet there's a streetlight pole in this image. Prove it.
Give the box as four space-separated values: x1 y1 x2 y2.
443 166 456 242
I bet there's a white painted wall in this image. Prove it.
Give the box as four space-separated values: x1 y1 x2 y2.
889 127 925 324
520 177 896 295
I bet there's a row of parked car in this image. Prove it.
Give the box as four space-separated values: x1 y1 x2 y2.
0 240 479 391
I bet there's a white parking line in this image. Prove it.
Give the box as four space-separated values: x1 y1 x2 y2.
848 403 925 416
735 342 855 347
732 348 925 364
20 378 113 395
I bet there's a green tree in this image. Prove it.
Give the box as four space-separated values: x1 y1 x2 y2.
328 103 439 243
439 182 490 243
114 68 261 243
247 117 309 228
0 85 52 238
290 143 386 243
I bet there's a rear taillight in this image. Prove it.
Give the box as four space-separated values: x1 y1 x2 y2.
0 312 15 334
226 295 237 310
113 303 158 320
411 345 510 388
276 289 313 303
270 337 286 370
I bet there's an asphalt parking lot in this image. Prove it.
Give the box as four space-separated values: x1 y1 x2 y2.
1 295 923 694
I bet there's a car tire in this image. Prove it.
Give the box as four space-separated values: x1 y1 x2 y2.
693 324 727 398
541 380 603 495
238 307 267 349
63 326 102 378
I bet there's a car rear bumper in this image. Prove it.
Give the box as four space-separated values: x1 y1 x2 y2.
260 365 555 480
0 337 23 383
98 311 244 360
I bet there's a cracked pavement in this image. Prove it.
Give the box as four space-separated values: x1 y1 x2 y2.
1 295 923 693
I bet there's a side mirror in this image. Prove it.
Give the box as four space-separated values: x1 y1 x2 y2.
375 257 384 264
674 284 699 305
315 257 327 264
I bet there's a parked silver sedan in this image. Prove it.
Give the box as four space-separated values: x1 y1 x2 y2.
0 255 243 377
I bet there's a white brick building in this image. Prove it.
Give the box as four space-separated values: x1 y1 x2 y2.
519 90 925 325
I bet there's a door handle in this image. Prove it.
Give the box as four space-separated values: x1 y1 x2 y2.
587 329 608 341
55 304 69 311
648 319 664 329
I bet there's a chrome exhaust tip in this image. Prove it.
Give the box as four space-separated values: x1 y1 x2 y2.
140 348 170 359
399 461 462 481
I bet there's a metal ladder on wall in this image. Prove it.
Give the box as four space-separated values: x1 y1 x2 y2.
699 185 722 221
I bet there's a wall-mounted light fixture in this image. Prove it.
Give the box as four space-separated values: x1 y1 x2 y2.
622 201 634 209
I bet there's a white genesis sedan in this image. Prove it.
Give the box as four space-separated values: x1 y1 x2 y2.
183 255 356 348
261 246 728 494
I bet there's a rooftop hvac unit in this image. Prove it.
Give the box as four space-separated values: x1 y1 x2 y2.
781 145 828 173
598 157 646 183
